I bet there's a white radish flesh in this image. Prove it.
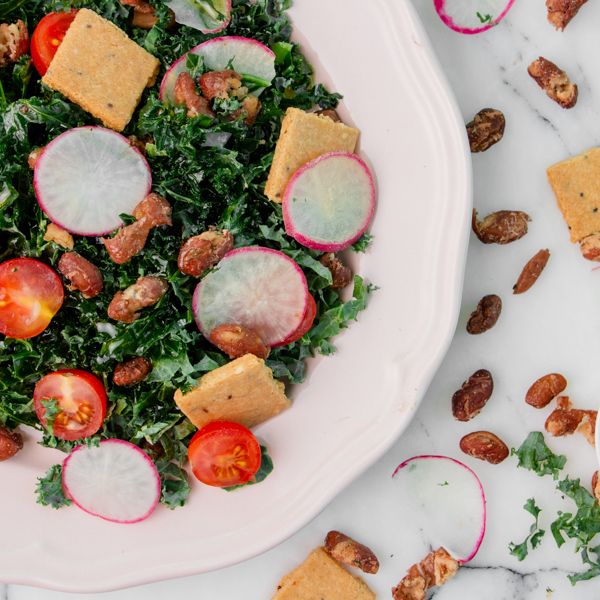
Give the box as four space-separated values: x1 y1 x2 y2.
160 36 276 104
282 152 375 252
434 0 515 34
392 455 486 563
193 247 308 347
34 127 151 237
165 0 231 34
62 439 161 524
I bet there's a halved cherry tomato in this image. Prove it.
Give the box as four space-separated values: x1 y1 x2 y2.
34 369 107 441
188 421 261 488
30 11 77 76
279 293 317 346
0 258 64 339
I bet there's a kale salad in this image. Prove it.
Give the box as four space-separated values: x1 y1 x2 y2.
0 0 375 517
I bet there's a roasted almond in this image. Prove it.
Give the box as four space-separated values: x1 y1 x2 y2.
513 249 550 294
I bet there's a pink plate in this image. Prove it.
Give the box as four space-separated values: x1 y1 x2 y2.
0 0 471 591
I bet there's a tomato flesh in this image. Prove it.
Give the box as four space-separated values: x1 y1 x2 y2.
31 11 77 76
34 369 107 441
280 293 317 346
188 421 261 488
0 258 64 339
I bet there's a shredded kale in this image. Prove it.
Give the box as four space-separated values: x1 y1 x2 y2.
511 431 567 480
352 233 373 253
35 464 71 509
0 0 373 507
509 498 545 561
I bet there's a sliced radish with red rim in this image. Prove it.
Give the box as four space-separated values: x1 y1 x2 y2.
434 0 515 34
193 247 308 347
283 152 375 252
165 0 231 34
160 36 276 104
62 439 161 523
392 455 486 563
34 127 151 237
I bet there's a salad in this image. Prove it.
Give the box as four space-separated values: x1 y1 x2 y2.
0 0 375 522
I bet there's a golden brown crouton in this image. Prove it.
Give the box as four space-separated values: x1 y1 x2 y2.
273 547 375 600
174 354 290 429
42 9 159 132
265 108 359 203
43 223 74 249
547 148 600 242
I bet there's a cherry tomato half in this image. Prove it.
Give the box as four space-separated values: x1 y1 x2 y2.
188 421 262 488
30 11 77 76
0 258 64 339
279 293 317 346
34 369 107 441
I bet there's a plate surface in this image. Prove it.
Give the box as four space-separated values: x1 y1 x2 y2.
0 0 471 591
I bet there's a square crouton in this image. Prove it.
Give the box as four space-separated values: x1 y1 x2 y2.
265 108 359 203
547 148 600 242
42 9 159 132
174 354 290 429
272 548 375 600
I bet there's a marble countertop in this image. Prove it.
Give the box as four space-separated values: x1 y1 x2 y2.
6 0 600 598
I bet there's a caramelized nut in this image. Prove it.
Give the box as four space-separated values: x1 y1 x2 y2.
320 253 353 289
546 0 589 30
0 426 23 461
43 222 74 249
113 356 152 387
580 233 600 262
459 431 509 464
452 369 494 422
528 57 578 109
466 294 502 334
472 209 530 245
466 108 505 153
513 249 550 294
324 530 379 574
209 324 270 360
57 252 104 298
525 373 567 408
178 229 234 277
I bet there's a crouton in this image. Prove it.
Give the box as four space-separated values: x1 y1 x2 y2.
272 547 375 600
547 148 600 242
174 354 290 429
265 108 359 203
42 9 159 132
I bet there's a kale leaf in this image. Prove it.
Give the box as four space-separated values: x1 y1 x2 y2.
35 464 71 509
509 498 545 561
512 431 567 480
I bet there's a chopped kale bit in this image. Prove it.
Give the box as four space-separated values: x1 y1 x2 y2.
509 498 546 561
511 431 566 480
352 233 373 253
476 11 493 25
35 464 71 509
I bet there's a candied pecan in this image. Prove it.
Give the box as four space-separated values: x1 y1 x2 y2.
528 57 578 109
466 108 505 153
113 356 152 386
578 410 597 447
43 222 74 249
546 405 584 436
128 134 153 155
452 369 493 422
460 431 509 464
108 276 168 323
209 324 270 360
199 70 243 100
466 294 502 334
178 229 234 277
0 426 23 461
513 249 550 294
316 108 342 122
546 0 589 30
320 253 353 289
102 220 150 265
28 147 44 170
133 193 172 227
472 209 530 244
57 252 103 299
324 530 379 574
0 20 28 67
592 471 600 503
392 548 459 600
174 72 214 118
525 373 567 408
579 233 600 262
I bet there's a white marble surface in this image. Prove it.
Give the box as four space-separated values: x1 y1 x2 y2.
7 0 600 598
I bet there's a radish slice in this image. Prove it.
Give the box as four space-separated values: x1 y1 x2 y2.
434 0 515 34
282 152 376 252
160 36 276 104
165 0 231 34
392 455 486 563
34 127 151 237
193 247 308 347
62 439 161 524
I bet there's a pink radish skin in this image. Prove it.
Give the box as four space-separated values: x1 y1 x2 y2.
434 0 515 34
62 439 161 524
159 36 276 104
165 0 231 34
392 455 486 564
34 127 152 237
193 246 309 348
282 152 376 252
